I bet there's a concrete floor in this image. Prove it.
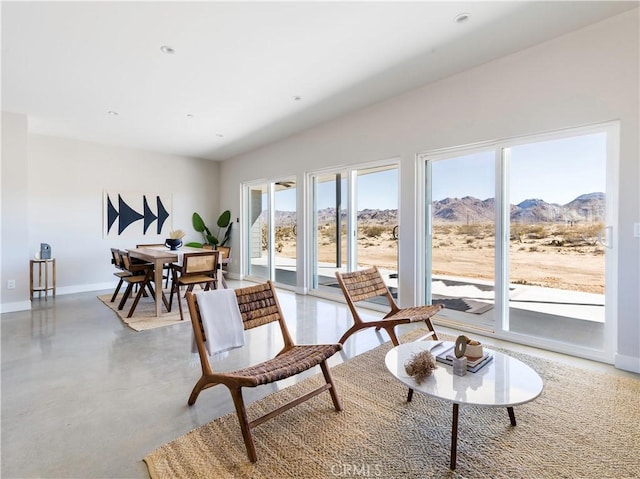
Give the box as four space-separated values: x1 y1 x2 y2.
1 280 635 478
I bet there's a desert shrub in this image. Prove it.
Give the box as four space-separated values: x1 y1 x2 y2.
275 225 295 242
529 246 538 252
457 224 481 236
261 224 268 249
524 225 547 239
361 225 387 238
466 238 474 244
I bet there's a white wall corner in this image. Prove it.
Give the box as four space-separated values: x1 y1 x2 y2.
614 353 640 374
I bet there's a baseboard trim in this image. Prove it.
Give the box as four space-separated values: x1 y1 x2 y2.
0 300 32 314
615 353 640 373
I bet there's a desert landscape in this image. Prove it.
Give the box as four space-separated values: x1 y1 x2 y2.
271 193 606 295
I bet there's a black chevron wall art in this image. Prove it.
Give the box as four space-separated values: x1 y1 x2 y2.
103 190 172 238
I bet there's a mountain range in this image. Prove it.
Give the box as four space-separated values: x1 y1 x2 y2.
433 192 604 223
272 193 604 225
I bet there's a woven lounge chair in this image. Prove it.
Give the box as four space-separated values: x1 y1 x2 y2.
186 281 343 462
335 266 443 347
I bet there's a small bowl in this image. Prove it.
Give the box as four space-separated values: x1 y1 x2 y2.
465 343 483 360
165 238 183 250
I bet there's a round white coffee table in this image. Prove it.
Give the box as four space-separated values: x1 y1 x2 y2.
385 340 543 470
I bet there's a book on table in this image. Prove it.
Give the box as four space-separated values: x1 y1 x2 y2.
433 342 493 373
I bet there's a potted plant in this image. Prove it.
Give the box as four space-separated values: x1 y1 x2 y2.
186 210 232 248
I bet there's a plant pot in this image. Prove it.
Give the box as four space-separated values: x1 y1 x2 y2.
165 238 183 250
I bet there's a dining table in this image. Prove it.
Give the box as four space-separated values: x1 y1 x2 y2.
127 245 213 317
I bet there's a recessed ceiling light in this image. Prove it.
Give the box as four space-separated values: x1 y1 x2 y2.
160 45 175 54
107 110 119 116
455 13 470 24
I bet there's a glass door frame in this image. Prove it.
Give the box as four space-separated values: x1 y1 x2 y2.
306 158 400 305
243 176 298 289
418 121 619 363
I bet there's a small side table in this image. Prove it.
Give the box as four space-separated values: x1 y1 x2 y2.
30 258 56 301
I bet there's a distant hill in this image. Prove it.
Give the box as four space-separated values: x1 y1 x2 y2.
269 192 604 225
434 193 605 224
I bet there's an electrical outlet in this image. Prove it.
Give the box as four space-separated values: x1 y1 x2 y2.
635 223 640 238
7 279 16 289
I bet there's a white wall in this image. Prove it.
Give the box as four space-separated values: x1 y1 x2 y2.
219 10 640 371
1 112 31 312
0 127 219 312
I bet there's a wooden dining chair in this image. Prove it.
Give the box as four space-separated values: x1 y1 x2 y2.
335 266 443 346
110 248 131 302
216 246 231 288
169 251 219 320
186 281 343 462
118 250 169 318
136 243 171 288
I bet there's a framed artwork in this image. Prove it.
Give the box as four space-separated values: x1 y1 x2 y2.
103 190 172 238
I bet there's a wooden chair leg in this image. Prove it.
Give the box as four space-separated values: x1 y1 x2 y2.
147 281 156 298
168 271 178 312
111 278 124 302
188 376 210 406
385 326 400 346
424 318 438 340
118 283 134 310
320 361 343 411
229 388 258 463
127 282 147 318
177 284 185 320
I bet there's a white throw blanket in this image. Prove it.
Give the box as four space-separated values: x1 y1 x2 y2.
192 289 245 363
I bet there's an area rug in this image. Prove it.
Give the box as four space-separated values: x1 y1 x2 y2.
144 329 640 479
97 291 188 331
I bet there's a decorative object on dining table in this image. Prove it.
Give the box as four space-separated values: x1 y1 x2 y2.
187 210 232 248
165 229 186 250
404 349 437 384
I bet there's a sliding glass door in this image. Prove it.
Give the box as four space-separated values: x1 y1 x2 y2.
247 183 269 281
426 150 496 329
245 178 297 287
423 124 617 360
310 163 399 301
506 133 609 350
274 180 297 286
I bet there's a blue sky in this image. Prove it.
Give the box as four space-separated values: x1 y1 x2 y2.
432 132 606 205
275 132 607 211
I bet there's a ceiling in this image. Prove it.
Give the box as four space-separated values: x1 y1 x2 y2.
2 1 636 161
